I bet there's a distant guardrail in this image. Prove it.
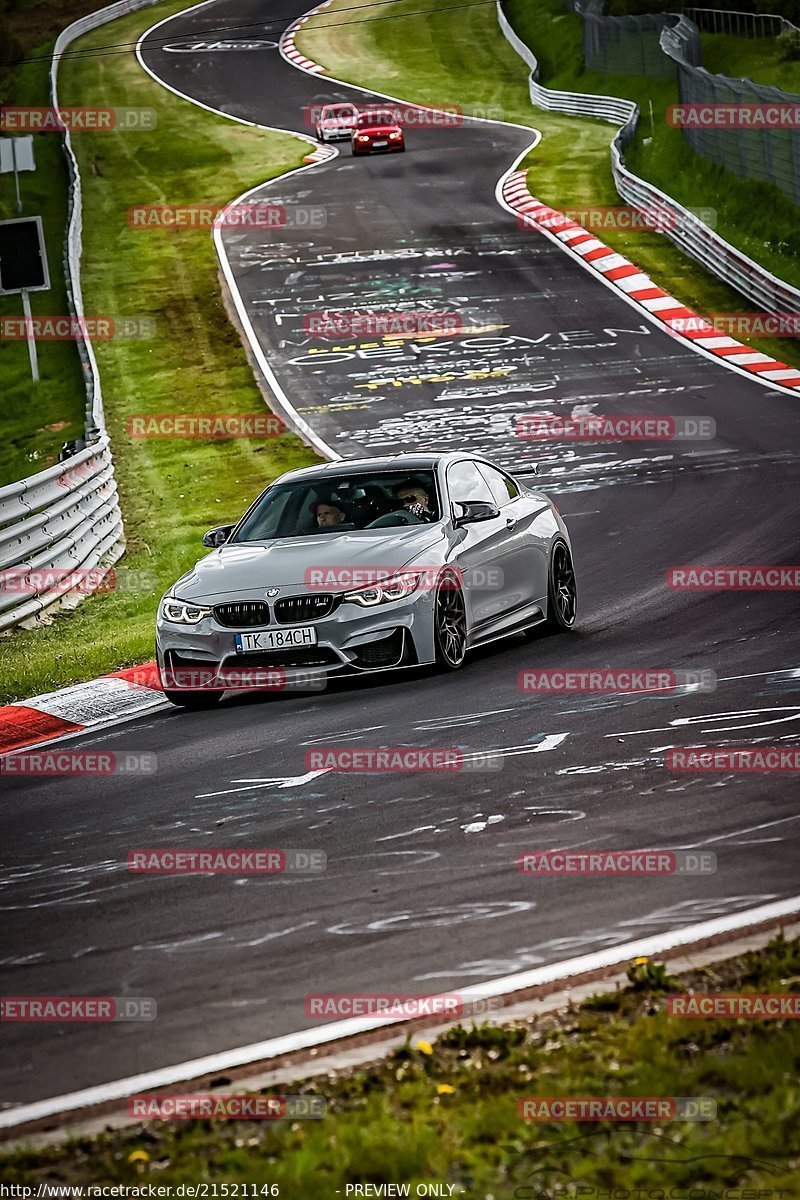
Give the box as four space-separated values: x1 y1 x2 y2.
0 0 163 632
497 1 800 317
683 7 797 37
660 12 800 207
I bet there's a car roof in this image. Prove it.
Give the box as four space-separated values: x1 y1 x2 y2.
273 452 466 485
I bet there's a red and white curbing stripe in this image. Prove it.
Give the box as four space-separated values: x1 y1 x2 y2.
0 664 166 756
280 0 331 76
303 144 337 164
503 170 800 391
280 0 338 160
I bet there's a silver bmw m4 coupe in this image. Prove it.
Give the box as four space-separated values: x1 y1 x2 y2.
156 452 577 707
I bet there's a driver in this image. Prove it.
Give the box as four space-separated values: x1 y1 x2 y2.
394 478 434 522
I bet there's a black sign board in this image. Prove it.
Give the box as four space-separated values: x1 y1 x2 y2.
0 215 50 294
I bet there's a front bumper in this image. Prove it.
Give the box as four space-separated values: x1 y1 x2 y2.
156 588 437 689
352 138 405 155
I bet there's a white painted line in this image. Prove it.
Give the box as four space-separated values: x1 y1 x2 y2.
2 894 798 1132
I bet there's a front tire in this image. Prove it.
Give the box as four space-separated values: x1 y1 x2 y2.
434 570 467 670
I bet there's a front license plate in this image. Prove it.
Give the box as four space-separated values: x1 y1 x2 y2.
235 627 318 652
372 140 388 147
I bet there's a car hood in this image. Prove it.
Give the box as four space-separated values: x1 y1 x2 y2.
171 527 447 601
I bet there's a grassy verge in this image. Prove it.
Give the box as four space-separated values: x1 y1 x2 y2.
0 46 86 486
0 0 317 705
700 31 800 93
3 934 799 1192
503 0 800 289
296 0 800 371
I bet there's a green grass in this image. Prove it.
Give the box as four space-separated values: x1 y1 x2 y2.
0 48 86 486
3 935 799 1194
0 0 318 704
296 0 800 370
700 30 800 93
503 0 800 290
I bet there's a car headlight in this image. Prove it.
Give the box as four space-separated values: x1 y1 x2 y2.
344 572 421 607
160 596 212 624
389 131 402 140
356 135 370 142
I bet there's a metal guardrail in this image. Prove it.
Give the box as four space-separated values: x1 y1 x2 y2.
0 0 161 632
51 0 162 432
683 8 798 36
497 1 800 317
661 13 800 207
0 437 123 632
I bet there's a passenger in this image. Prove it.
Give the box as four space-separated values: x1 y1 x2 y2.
395 478 434 522
310 499 347 528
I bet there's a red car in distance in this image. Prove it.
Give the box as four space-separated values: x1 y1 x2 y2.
351 109 405 156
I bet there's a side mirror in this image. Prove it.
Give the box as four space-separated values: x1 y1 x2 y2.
202 524 234 548
452 500 500 527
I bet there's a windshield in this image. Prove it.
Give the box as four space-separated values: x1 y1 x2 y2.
324 105 356 120
232 471 440 543
356 110 396 128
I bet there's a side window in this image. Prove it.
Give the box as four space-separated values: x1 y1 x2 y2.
477 464 520 508
446 460 495 506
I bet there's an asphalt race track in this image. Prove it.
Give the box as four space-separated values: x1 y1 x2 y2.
2 0 800 1109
